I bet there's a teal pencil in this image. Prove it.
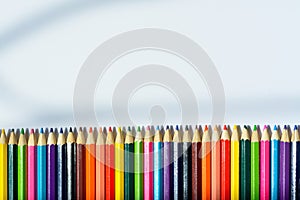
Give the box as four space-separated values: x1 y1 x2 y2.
37 128 47 200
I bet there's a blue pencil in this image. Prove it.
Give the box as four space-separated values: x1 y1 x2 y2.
154 126 163 200
271 125 280 200
37 128 47 200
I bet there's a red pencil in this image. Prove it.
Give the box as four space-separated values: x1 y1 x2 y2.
220 125 231 200
105 127 115 200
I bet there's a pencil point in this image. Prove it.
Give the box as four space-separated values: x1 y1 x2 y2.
244 125 248 130
204 125 208 131
176 125 179 131
21 128 24 134
1 129 4 134
11 128 14 132
30 129 34 134
223 125 227 130
294 125 298 130
50 128 53 133
89 127 93 133
146 126 150 131
40 128 44 134
69 127 73 132
233 125 237 130
166 125 169 130
253 125 257 131
156 126 160 130
128 126 131 131
60 128 63 134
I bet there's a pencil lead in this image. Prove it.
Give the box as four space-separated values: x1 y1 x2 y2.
273 125 277 131
50 128 53 133
244 125 248 130
11 128 14 132
89 127 93 133
30 129 34 134
233 125 237 130
156 126 160 130
40 128 44 134
253 125 257 131
223 125 228 130
109 127 112 132
166 125 169 130
284 125 287 130
69 127 73 132
21 128 24 134
128 126 131 131
146 126 150 131
137 126 141 132
204 125 208 131
60 128 63 134
176 125 179 131
294 125 298 130
263 125 268 130
1 129 4 134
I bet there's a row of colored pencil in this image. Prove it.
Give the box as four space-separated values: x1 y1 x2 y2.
0 125 299 200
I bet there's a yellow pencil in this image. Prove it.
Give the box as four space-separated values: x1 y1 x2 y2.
231 125 240 200
115 127 125 200
0 129 7 200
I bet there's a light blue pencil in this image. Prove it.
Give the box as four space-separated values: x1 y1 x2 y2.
154 126 163 200
271 125 280 200
37 128 47 200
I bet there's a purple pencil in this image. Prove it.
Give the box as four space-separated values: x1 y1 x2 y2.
279 125 290 200
47 128 57 200
163 126 172 200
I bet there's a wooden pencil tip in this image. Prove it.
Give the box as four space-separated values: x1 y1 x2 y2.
294 125 298 130
60 128 63 134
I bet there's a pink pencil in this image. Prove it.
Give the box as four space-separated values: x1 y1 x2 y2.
260 125 270 200
28 129 37 200
144 126 154 200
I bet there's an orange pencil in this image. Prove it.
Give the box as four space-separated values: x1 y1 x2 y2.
211 125 221 199
106 127 115 200
96 127 106 200
86 127 96 199
201 125 211 200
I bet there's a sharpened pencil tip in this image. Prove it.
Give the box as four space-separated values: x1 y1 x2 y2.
204 125 208 131
294 125 298 130
128 126 131 131
263 125 268 130
166 125 169 130
223 125 228 130
176 125 179 131
274 125 277 131
89 127 93 133
69 127 73 132
50 128 53 133
109 127 112 132
21 128 24 134
253 125 257 131
284 125 287 130
30 129 34 134
60 128 63 134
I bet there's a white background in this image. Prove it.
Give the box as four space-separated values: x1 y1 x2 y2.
0 0 299 128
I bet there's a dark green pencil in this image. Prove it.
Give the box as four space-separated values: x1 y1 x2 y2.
125 127 134 200
240 125 251 200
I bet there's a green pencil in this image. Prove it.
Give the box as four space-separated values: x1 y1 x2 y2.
240 125 251 200
134 126 143 200
125 127 134 200
251 125 260 200
18 128 27 200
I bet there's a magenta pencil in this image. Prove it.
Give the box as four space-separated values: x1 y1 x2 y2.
260 125 270 200
27 129 36 200
144 126 154 200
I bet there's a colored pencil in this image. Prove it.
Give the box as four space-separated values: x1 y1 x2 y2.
106 127 115 200
27 129 36 200
211 125 221 200
86 127 96 199
144 126 153 200
240 125 250 200
124 127 134 200
201 125 211 200
96 127 106 200
279 125 290 199
47 128 57 200
251 125 260 200
115 127 125 200
37 128 46 200
163 126 172 200
57 128 67 200
271 125 280 200
8 129 17 200
192 126 201 200
0 129 7 200
77 127 86 199
221 125 230 200
154 126 163 200
260 125 270 200
291 125 300 199
134 126 144 200
182 126 192 199
231 125 240 200
294 126 300 199
173 125 183 200
67 127 76 200
18 128 27 200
